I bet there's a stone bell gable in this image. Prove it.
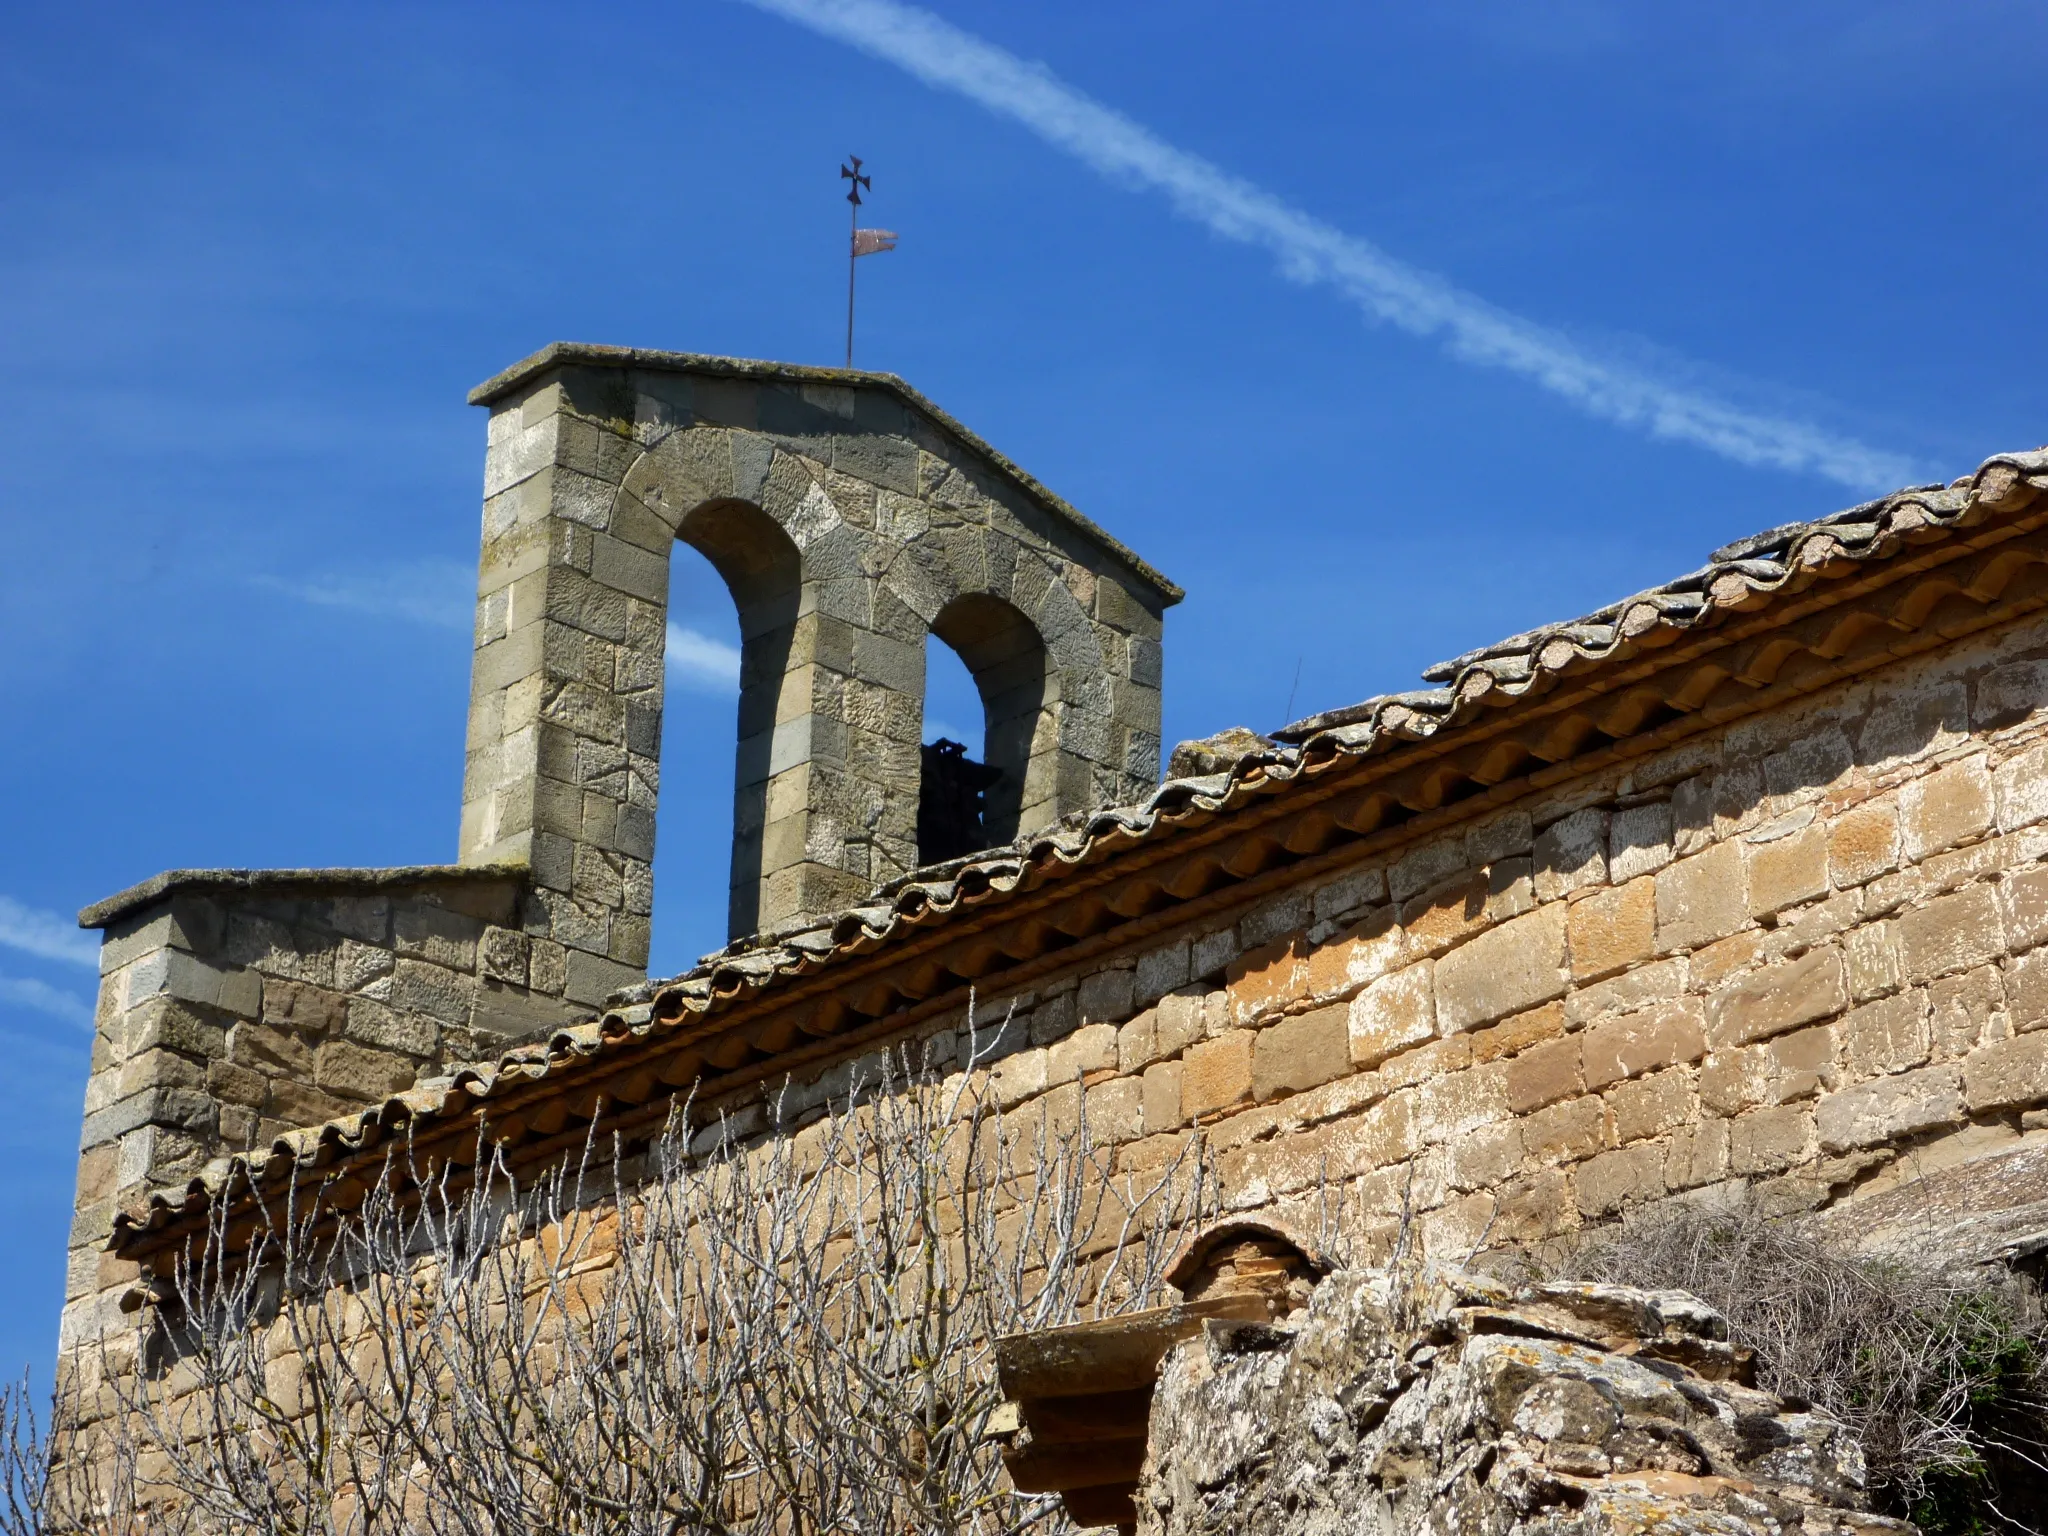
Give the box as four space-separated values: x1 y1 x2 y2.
460 345 1180 950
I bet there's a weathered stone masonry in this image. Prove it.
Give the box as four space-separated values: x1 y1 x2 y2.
73 380 2048 1529
1101 619 2048 1255
634 605 2048 1269
69 866 533 1320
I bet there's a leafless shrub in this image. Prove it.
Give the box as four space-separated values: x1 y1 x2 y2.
0 1380 50 1535
1559 1194 2048 1529
10 1014 1210 1535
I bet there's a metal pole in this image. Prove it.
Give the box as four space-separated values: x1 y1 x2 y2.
846 188 858 369
840 155 869 369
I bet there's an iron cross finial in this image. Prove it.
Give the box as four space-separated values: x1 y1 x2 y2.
841 156 870 207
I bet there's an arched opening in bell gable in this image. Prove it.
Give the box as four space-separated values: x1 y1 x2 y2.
649 500 803 964
917 594 1055 866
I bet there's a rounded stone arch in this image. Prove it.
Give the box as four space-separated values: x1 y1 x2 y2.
927 592 1057 845
597 414 1151 930
1014 557 1129 810
616 427 811 938
877 522 1112 855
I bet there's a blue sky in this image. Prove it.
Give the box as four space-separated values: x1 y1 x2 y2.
2 0 2044 1383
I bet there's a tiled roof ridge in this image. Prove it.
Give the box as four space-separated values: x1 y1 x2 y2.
109 444 2048 1254
1379 450 2047 705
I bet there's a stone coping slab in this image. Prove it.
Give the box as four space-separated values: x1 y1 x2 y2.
79 862 530 930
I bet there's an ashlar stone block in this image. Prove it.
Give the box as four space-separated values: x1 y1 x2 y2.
1141 1061 1183 1135
1744 819 1828 919
1506 1035 1582 1114
1304 910 1405 1002
1897 882 2006 982
1252 1006 1351 1102
1929 965 2004 1059
1520 1094 1607 1164
1433 904 1568 1034
1076 968 1135 1026
1135 939 1190 1005
1581 997 1706 1089
1838 991 1930 1080
1534 809 1608 901
1655 839 1747 955
1608 1068 1691 1145
1471 1001 1567 1064
1901 755 1993 861
1412 1062 1509 1145
1995 743 2048 833
1046 1022 1117 1084
1962 1032 2048 1111
1226 939 1307 1027
1608 801 1674 882
1728 1104 1813 1177
1567 877 1656 982
1766 1023 1835 1102
1829 799 1899 888
1977 660 2048 730
1999 862 2048 955
1574 1143 1665 1217
1349 963 1435 1070
313 1041 415 1103
1708 946 1846 1048
1817 1064 1963 1151
1181 1034 1253 1120
2007 948 2048 1033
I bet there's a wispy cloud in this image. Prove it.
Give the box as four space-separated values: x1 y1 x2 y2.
256 566 748 695
0 896 98 968
252 560 473 630
744 0 1919 491
0 973 94 1028
667 623 743 694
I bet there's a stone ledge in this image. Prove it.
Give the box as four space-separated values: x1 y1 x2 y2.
79 863 530 931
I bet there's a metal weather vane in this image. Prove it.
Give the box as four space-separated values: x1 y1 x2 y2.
841 155 897 369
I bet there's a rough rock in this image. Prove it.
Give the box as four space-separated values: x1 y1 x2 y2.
1136 1267 1913 1536
1167 727 1276 780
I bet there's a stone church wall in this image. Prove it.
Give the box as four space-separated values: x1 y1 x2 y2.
63 604 2048 1524
66 868 545 1336
754 604 2048 1261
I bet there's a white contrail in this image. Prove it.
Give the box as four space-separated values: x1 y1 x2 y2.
251 561 474 631
743 0 1919 492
